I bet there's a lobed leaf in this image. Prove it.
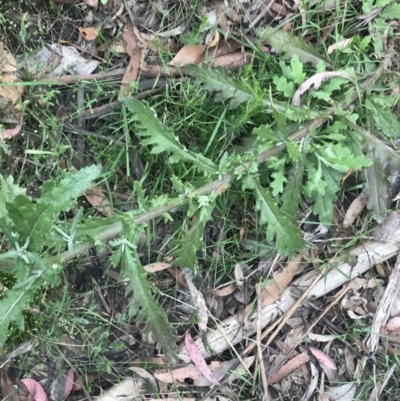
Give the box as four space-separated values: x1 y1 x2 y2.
365 156 390 223
251 177 305 257
258 27 332 67
5 165 101 251
123 246 179 364
0 272 44 346
123 98 217 174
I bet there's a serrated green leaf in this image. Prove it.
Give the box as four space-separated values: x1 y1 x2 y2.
172 198 215 269
5 165 101 251
186 65 258 109
187 65 291 113
365 156 390 223
123 99 216 174
312 187 336 223
341 116 400 172
372 109 400 138
187 65 317 121
0 272 44 346
286 140 301 161
281 143 307 217
116 218 179 363
359 36 371 51
252 177 305 257
122 244 179 364
304 160 327 196
270 170 287 197
290 55 306 84
312 91 331 102
0 176 26 218
381 2 400 19
258 27 332 67
273 76 294 98
376 0 394 7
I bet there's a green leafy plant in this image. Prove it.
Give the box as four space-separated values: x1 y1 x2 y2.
0 26 397 367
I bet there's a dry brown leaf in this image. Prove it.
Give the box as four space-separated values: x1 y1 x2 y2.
234 263 244 288
183 269 209 342
215 2 229 35
2 118 23 139
0 42 17 72
98 40 127 53
386 316 400 331
85 186 115 216
128 367 158 389
292 71 354 107
212 51 251 70
147 399 195 401
154 357 254 386
1 370 20 401
343 192 367 228
119 21 141 97
328 38 353 54
269 352 310 384
261 254 302 306
122 21 138 58
167 266 188 287
133 26 158 52
213 283 236 297
77 26 99 41
119 56 140 97
84 0 98 7
169 45 206 67
0 74 24 112
143 262 171 273
96 378 143 401
208 30 220 48
154 365 204 383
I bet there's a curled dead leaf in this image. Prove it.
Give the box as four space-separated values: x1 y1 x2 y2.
309 347 337 370
84 0 98 7
0 42 17 72
2 117 23 139
0 74 24 112
328 38 353 54
343 192 367 228
208 30 220 48
261 254 302 306
292 71 354 107
85 186 115 216
19 378 49 401
185 332 220 386
213 283 236 297
169 45 206 67
143 262 171 273
77 26 99 41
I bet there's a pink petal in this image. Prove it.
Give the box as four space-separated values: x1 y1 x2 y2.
20 378 49 401
309 347 337 370
64 369 75 399
185 332 220 386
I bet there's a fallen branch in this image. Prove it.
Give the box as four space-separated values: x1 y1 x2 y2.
177 218 400 359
